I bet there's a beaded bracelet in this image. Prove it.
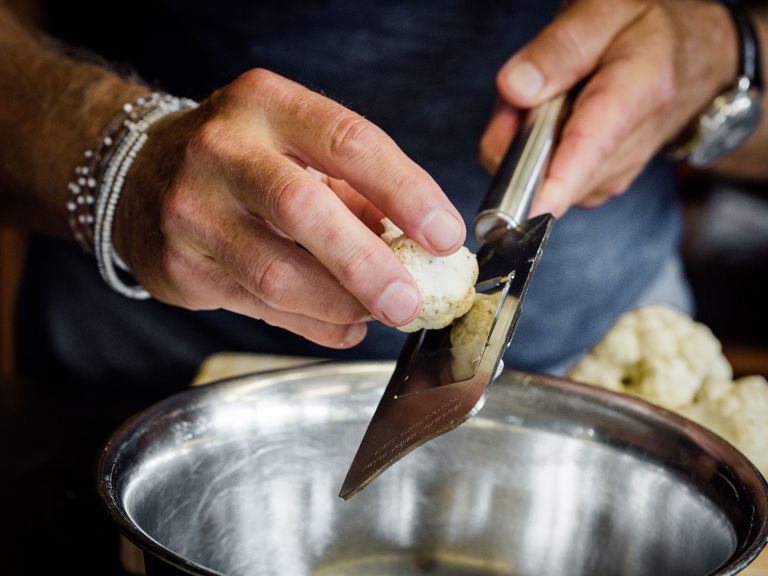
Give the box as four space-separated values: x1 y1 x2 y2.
68 92 197 299
68 93 166 254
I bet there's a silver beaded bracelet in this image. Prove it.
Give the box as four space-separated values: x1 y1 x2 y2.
68 92 197 299
68 93 163 253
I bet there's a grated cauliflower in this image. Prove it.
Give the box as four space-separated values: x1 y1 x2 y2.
449 292 502 381
381 218 478 332
568 305 768 477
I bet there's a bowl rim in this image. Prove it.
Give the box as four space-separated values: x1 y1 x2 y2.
94 360 768 576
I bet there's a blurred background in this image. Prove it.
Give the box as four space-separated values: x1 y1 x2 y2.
679 174 768 378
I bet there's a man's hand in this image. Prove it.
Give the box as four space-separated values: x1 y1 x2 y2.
479 0 741 217
115 69 466 348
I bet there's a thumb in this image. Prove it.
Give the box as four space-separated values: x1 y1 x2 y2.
496 0 650 107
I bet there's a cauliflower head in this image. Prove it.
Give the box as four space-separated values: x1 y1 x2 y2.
568 305 732 409
568 304 768 477
680 375 768 475
381 218 478 332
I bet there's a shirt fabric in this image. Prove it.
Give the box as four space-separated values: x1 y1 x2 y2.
18 0 684 395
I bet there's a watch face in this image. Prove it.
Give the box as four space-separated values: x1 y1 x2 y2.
688 88 763 168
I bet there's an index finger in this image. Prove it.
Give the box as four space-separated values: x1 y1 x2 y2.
531 47 675 217
496 0 650 108
216 146 424 328
261 72 466 255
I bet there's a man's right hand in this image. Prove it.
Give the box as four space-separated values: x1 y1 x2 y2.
115 69 466 348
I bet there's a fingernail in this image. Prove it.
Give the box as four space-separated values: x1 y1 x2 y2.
421 208 464 252
378 281 420 325
505 60 544 102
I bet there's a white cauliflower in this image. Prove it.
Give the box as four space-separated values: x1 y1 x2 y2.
569 305 768 477
680 376 768 475
449 292 502 381
568 305 732 409
381 218 478 332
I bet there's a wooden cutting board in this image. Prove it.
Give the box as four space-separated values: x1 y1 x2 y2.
744 549 768 575
191 352 320 386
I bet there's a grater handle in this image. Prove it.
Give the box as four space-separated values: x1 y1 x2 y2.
473 94 568 246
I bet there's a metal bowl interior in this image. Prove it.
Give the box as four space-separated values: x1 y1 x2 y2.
96 361 768 576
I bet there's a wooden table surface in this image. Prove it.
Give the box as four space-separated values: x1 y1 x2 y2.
745 549 768 575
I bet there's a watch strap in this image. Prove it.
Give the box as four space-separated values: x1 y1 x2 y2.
664 0 764 162
721 0 763 89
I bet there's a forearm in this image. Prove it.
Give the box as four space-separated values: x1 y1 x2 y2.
711 5 768 180
0 6 149 235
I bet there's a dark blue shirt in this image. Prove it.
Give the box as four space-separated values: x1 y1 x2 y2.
18 0 681 393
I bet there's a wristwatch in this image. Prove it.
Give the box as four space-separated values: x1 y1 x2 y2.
667 0 763 168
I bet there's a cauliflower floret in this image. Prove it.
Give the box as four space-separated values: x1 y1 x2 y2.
449 292 501 381
591 315 641 366
565 355 626 393
568 305 732 409
381 218 478 332
636 356 701 409
569 304 768 477
680 376 768 475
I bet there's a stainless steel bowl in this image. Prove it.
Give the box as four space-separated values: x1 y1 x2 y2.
96 361 768 576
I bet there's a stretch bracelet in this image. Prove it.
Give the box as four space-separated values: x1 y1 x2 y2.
69 92 197 299
68 93 168 253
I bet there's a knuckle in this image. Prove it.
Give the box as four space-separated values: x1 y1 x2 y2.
578 194 605 209
644 8 678 112
335 243 379 284
328 112 378 163
235 67 278 92
337 308 366 325
547 23 591 77
644 2 670 25
216 68 284 118
605 183 625 198
160 249 188 287
161 183 199 233
567 123 613 163
652 68 677 113
160 250 208 309
253 254 295 306
306 322 347 346
626 0 652 15
267 175 314 229
478 131 494 161
478 136 502 174
186 119 229 165
323 295 369 325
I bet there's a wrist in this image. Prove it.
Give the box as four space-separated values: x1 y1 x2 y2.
705 1 742 93
111 102 206 282
665 0 761 166
39 77 153 233
672 0 740 106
